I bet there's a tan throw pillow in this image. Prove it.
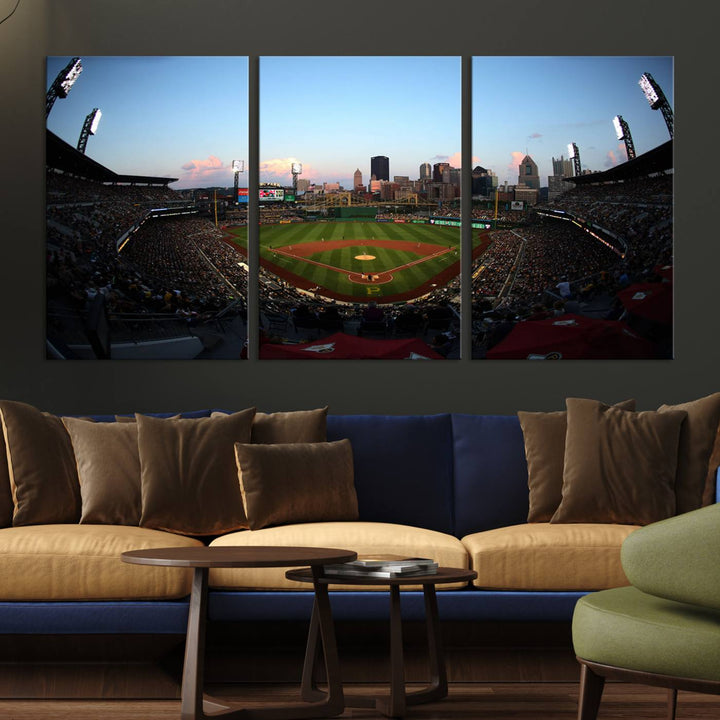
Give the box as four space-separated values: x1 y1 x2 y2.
235 439 358 531
519 399 636 522
552 398 687 525
658 393 720 514
138 409 256 536
0 400 81 525
212 407 328 444
0 421 13 528
62 417 141 525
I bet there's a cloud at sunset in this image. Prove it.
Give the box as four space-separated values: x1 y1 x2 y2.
179 155 232 185
508 151 525 175
260 157 322 184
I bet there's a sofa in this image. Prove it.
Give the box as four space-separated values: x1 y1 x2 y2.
0 397 718 694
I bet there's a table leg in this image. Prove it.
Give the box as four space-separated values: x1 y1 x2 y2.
344 584 448 718
181 566 343 720
405 583 447 705
181 567 209 720
381 584 407 718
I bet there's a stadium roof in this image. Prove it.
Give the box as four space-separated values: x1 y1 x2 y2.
566 140 672 186
46 131 178 186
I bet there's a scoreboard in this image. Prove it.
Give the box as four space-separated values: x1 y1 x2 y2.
259 187 285 202
238 188 286 203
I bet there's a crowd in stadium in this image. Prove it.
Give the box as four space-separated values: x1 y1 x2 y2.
47 171 179 205
46 176 247 329
472 174 673 356
45 167 671 359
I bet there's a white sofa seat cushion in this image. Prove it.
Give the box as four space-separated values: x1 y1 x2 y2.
0 525 203 600
209 521 469 590
462 523 639 591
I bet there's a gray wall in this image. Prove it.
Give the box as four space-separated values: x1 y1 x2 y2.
0 0 712 415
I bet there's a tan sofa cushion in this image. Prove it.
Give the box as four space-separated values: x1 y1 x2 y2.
462 523 639 591
209 521 469 591
0 524 203 600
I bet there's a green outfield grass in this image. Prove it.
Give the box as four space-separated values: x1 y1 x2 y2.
225 221 470 300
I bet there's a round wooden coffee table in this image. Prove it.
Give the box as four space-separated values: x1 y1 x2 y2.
122 546 356 720
286 566 477 718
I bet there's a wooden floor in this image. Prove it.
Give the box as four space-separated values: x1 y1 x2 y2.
1 683 719 719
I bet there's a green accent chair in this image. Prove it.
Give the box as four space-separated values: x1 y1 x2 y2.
572 503 720 720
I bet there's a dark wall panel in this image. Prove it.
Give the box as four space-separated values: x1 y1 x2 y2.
0 0 711 414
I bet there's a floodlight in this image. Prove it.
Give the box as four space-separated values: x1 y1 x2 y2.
89 108 102 135
567 143 581 176
46 56 83 117
613 116 624 140
639 71 674 138
612 115 636 161
77 108 102 154
232 160 245 172
58 58 83 98
639 73 661 108
292 162 302 175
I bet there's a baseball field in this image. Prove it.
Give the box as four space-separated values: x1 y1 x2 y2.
225 221 485 303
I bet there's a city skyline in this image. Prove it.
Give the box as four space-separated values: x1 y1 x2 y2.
259 56 461 190
46 55 673 193
472 56 673 186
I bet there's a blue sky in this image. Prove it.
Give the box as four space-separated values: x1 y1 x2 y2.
472 56 674 185
46 55 673 191
46 56 249 189
259 56 461 188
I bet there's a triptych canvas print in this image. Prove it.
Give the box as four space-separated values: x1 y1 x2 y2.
46 56 673 360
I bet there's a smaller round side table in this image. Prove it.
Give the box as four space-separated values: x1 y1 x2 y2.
286 565 477 718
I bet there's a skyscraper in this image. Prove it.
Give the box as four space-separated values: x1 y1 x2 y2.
552 155 574 178
433 162 450 182
419 162 431 181
370 155 389 182
518 155 539 190
353 168 363 189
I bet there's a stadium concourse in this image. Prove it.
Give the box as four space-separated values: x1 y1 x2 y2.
472 173 672 359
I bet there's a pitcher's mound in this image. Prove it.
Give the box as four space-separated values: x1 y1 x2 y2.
355 254 376 261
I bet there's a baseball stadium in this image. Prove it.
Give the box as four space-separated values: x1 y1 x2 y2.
45 57 672 361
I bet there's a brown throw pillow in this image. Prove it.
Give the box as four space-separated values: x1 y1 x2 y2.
62 417 141 525
0 400 81 525
552 398 687 525
658 393 720 514
519 399 636 522
212 407 328 444
0 421 13 528
235 439 358 530
138 409 256 536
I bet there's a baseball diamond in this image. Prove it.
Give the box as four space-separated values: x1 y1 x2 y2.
225 221 488 304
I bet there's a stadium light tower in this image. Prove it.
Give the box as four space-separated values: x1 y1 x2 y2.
232 160 245 205
639 72 674 139
77 108 102 154
613 115 636 161
46 57 83 118
567 142 582 177
291 162 302 199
